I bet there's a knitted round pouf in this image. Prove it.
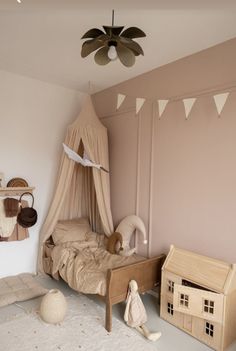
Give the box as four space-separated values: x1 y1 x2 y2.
39 289 67 324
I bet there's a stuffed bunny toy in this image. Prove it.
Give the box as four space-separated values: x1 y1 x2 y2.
124 280 161 341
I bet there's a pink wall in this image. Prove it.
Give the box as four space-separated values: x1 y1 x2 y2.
93 38 236 263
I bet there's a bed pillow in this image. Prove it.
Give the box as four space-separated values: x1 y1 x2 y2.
52 218 92 245
0 273 48 307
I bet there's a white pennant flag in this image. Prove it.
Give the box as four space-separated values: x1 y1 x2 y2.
116 93 126 110
213 92 229 116
158 99 169 118
183 98 196 119
136 98 146 114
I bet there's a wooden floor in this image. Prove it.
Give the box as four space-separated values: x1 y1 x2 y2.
0 275 236 351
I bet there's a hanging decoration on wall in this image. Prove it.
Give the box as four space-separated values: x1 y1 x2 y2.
213 92 229 116
116 93 126 110
113 86 233 119
183 98 196 119
81 10 146 67
136 98 146 114
158 99 169 118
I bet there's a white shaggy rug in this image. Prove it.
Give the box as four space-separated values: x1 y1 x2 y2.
0 293 157 351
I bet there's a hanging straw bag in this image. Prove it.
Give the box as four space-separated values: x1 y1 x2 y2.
17 192 38 228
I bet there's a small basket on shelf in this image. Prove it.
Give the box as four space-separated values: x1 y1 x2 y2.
7 178 29 187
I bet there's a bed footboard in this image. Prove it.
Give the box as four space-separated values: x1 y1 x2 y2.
105 254 165 332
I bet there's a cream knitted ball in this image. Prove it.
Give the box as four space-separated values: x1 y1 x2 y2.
39 289 67 324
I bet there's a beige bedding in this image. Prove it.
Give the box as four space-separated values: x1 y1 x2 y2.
50 232 145 296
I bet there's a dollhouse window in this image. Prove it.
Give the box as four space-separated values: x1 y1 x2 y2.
205 322 214 337
180 293 189 307
168 280 174 293
204 299 214 314
167 302 174 315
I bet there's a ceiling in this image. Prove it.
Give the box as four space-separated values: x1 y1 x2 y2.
0 0 236 93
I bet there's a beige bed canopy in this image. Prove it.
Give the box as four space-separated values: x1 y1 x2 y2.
38 95 114 271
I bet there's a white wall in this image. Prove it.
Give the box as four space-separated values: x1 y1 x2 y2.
0 70 85 278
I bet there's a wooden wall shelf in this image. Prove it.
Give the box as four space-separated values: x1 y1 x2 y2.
0 187 35 197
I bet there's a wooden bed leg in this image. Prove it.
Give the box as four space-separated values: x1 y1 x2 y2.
105 269 112 332
105 301 112 332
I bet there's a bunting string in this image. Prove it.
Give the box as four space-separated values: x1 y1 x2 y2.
100 81 236 120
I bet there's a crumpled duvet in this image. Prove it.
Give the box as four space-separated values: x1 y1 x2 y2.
51 233 144 296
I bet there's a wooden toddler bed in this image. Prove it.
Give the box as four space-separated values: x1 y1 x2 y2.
43 233 165 332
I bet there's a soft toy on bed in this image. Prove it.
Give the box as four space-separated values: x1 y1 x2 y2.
115 215 148 256
106 232 124 254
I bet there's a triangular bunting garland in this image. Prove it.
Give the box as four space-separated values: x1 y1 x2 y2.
183 98 196 119
158 99 169 118
116 93 126 110
113 89 231 119
136 98 146 114
213 92 229 116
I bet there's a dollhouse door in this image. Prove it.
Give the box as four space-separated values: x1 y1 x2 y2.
183 314 192 332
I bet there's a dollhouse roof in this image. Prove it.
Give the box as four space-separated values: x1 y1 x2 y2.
163 246 234 294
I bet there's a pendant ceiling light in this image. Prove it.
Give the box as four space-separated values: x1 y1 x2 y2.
81 10 146 67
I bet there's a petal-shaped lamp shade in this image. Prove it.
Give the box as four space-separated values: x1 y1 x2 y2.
116 44 136 67
94 47 111 65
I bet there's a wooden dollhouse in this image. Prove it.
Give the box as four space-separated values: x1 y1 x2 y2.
160 245 236 351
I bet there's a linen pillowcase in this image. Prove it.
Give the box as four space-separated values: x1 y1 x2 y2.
52 218 91 245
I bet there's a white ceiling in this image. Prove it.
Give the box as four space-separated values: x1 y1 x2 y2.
0 0 236 93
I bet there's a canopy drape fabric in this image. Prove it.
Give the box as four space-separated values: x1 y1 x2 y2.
38 96 113 272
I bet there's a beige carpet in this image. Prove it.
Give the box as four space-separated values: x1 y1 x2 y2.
0 293 157 351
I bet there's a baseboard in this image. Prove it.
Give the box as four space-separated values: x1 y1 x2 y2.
147 287 160 299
